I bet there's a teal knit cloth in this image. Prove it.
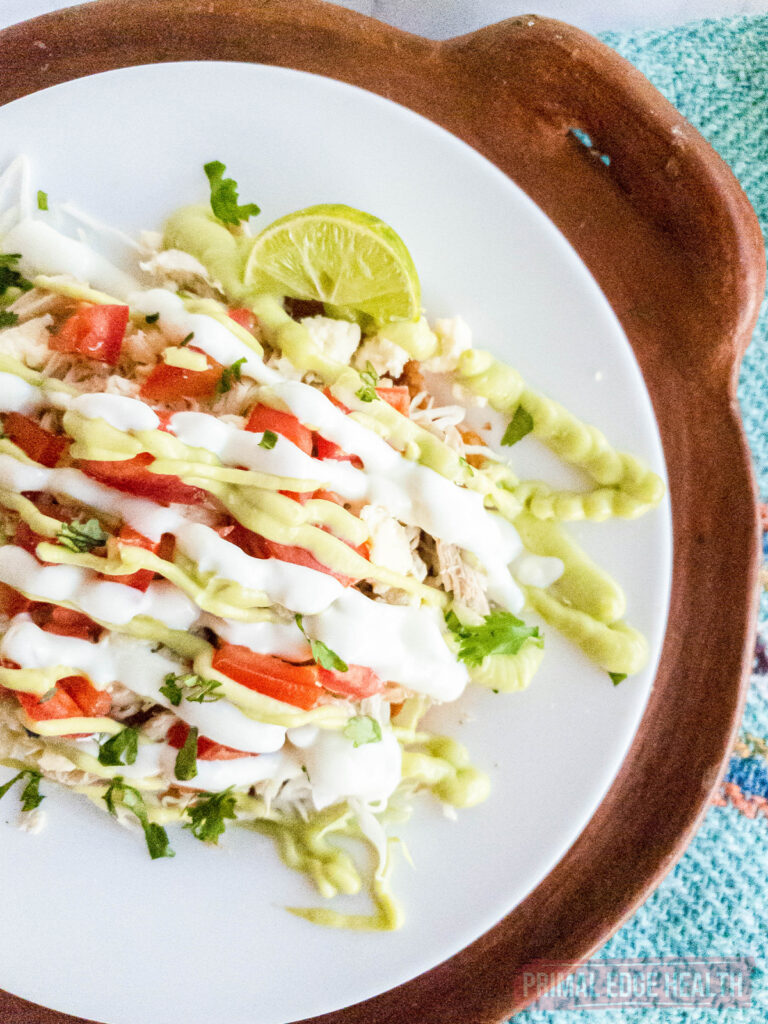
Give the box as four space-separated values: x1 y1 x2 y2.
514 15 768 1023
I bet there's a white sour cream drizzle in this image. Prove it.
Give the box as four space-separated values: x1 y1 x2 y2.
0 616 286 754
203 615 311 662
0 546 197 628
69 393 159 432
174 522 344 615
303 726 402 811
305 588 468 701
0 372 50 414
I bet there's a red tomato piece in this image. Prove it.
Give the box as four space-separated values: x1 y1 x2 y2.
13 521 51 561
50 303 129 365
58 675 111 717
259 537 359 587
245 404 313 455
79 453 206 505
313 435 363 468
166 720 252 761
211 644 321 710
16 688 82 722
35 605 103 642
227 308 258 333
0 584 32 618
101 525 159 592
376 385 411 416
3 413 69 467
318 663 384 699
139 349 223 402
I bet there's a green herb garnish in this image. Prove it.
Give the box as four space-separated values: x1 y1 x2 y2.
204 161 261 226
103 777 174 859
609 672 627 686
180 331 194 347
217 356 247 394
0 253 32 299
184 787 238 844
501 406 534 446
145 312 160 325
258 430 278 450
98 727 139 767
343 715 382 748
57 517 107 553
295 614 348 672
174 726 199 781
0 311 19 328
37 190 48 211
355 361 379 403
0 769 45 812
445 608 543 667
160 672 223 706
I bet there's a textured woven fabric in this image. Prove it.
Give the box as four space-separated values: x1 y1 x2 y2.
514 15 768 1023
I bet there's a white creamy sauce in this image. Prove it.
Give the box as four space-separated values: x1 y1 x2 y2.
1 617 286 755
69 393 160 432
204 615 311 661
0 453 186 542
3 218 140 300
302 725 402 811
0 546 197 628
0 372 48 414
128 289 279 384
513 554 565 589
305 587 468 702
174 522 344 615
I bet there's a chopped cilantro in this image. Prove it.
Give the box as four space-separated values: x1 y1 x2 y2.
258 430 278 450
37 190 48 211
355 361 379 403
445 608 543 667
160 672 223 706
174 726 199 782
216 356 247 394
0 253 32 299
184 787 238 844
0 769 44 812
57 517 107 553
204 161 261 226
180 331 194 346
609 672 627 686
501 406 534 446
0 311 19 328
38 687 58 704
98 727 139 767
343 715 382 748
145 312 160 325
295 614 348 672
103 777 174 859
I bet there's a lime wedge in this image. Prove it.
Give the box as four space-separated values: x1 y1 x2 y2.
242 204 420 326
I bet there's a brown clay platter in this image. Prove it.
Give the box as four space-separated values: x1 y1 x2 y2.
0 2 763 1023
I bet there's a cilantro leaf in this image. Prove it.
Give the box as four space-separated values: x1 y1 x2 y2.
501 406 534 446
355 361 379 403
204 161 261 226
57 517 107 553
0 253 32 298
0 311 19 328
216 356 247 394
160 672 223 706
103 777 174 859
295 614 348 672
174 726 199 781
445 608 543 667
184 787 237 844
609 672 627 686
37 190 48 211
343 715 382 748
258 430 278 450
0 769 45 811
180 331 194 346
98 727 139 767
145 312 160 324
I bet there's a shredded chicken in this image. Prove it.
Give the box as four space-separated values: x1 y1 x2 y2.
354 335 410 378
433 539 490 615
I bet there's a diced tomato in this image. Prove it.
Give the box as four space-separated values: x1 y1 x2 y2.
58 675 111 717
245 404 313 455
227 308 258 333
35 605 102 642
318 663 384 699
139 350 223 402
278 488 344 506
166 720 252 760
211 644 321 710
50 303 129 365
313 434 363 469
0 584 32 618
79 453 206 505
376 385 411 416
3 412 69 467
16 688 82 722
322 387 351 414
13 520 49 560
101 526 159 592
259 537 359 586
155 411 175 433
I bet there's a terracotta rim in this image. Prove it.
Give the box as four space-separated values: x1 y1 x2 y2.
0 3 763 1023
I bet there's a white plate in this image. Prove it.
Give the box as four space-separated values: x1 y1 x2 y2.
0 61 671 1024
